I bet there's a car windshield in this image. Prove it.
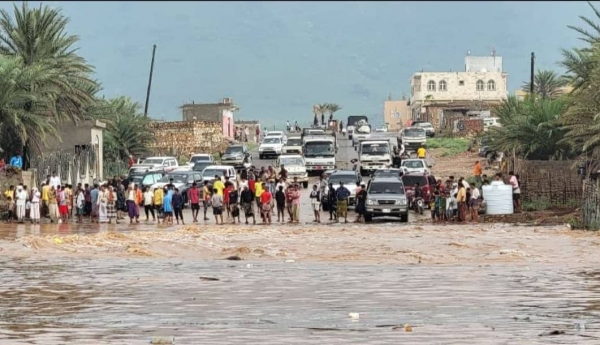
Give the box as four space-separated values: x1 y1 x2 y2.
374 170 401 178
279 157 304 166
404 129 426 137
402 160 425 168
142 159 164 165
225 146 243 154
266 132 282 137
362 143 389 154
263 138 281 144
305 142 334 156
329 174 357 185
192 162 212 171
286 138 302 146
402 175 427 187
308 130 324 135
190 155 211 163
369 182 404 194
130 176 143 184
159 174 188 184
202 169 228 178
129 168 148 175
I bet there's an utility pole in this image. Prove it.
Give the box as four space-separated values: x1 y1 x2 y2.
144 44 157 117
530 52 535 95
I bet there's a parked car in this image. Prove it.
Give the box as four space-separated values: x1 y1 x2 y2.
364 176 409 223
412 121 436 137
126 171 164 190
150 170 203 206
259 137 284 159
402 173 437 208
188 153 214 166
372 168 406 180
221 144 252 169
192 161 213 173
401 159 432 174
201 165 238 187
321 170 362 211
130 156 178 174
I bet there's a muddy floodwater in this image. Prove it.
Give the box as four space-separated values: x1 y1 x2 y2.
1 222 600 344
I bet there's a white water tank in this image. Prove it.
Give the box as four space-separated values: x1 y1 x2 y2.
482 181 514 215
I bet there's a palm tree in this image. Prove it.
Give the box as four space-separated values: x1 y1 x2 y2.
0 55 60 153
88 97 154 161
566 1 600 44
488 96 571 160
521 70 568 100
325 103 342 118
0 2 99 124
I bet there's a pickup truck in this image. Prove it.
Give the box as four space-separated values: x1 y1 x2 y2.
282 136 303 155
358 140 393 176
398 127 427 154
303 136 336 174
275 154 309 188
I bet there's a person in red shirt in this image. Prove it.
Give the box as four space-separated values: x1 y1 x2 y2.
223 183 232 218
188 183 201 223
260 183 272 224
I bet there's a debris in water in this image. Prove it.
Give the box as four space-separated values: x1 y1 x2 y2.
539 330 565 336
404 324 412 332
348 312 360 320
199 277 220 281
149 336 175 344
225 255 242 261
574 322 586 331
284 259 296 263
53 237 63 245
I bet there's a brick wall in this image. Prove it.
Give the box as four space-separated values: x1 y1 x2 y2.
148 121 230 159
508 158 582 204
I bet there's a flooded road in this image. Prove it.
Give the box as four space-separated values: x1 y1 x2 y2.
1 256 600 344
2 135 600 344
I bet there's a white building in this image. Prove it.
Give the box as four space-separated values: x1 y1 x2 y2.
409 55 508 122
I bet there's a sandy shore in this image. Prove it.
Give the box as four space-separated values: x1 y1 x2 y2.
3 222 599 266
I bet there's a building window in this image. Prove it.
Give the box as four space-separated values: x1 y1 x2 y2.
439 80 447 91
487 79 496 91
427 80 436 92
476 79 484 91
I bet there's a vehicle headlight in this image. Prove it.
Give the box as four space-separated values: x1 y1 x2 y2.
367 199 375 205
396 199 407 205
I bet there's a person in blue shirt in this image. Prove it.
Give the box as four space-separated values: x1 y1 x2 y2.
9 152 22 169
163 188 173 225
335 182 351 223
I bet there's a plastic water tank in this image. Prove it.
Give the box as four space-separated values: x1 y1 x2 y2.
482 181 514 215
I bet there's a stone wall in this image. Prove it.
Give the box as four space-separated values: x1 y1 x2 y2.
508 158 582 205
148 120 230 159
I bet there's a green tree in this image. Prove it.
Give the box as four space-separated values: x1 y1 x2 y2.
88 97 154 162
0 2 100 153
521 70 568 100
488 96 572 160
325 103 342 118
0 55 61 153
561 43 600 158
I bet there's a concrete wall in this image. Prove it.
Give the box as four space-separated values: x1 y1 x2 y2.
148 120 230 159
383 100 410 131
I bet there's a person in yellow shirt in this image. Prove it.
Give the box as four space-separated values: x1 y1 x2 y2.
254 180 263 209
213 176 225 197
153 187 164 223
4 185 14 201
456 185 467 222
41 183 50 217
417 144 426 159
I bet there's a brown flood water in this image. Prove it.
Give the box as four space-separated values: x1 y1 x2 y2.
1 220 600 344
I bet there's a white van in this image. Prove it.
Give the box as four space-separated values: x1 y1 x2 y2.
130 156 178 174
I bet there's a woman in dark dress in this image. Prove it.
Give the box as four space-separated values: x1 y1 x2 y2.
355 184 367 222
116 184 126 220
327 183 337 221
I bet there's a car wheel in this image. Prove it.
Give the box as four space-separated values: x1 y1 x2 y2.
400 213 408 223
365 214 373 222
